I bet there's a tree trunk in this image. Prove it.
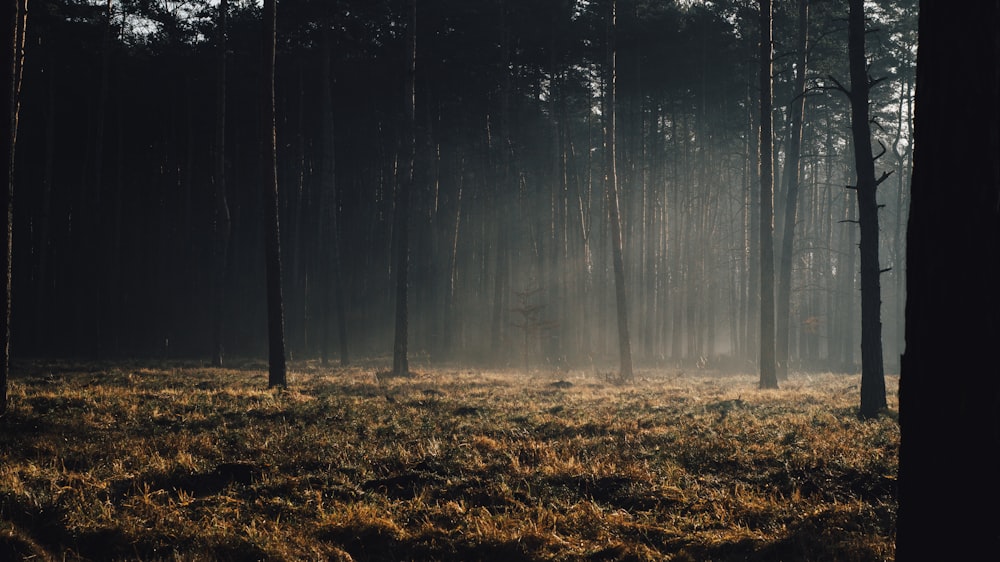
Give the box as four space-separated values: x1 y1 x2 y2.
1 1 16 413
391 0 416 377
744 61 759 364
847 0 886 417
35 68 54 355
262 0 287 387
896 1 1000 557
319 29 349 367
606 0 633 381
757 0 778 389
212 0 231 367
776 0 808 380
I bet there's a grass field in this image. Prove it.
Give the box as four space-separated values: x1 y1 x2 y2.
0 360 898 561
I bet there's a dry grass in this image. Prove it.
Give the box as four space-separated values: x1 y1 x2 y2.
0 360 898 561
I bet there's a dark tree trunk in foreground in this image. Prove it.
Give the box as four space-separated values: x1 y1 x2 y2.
776 0 808 380
896 1 1000 558
262 0 287 387
392 0 416 377
606 0 633 381
847 0 886 418
757 0 778 389
212 0 231 367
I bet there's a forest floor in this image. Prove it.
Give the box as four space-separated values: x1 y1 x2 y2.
0 359 898 561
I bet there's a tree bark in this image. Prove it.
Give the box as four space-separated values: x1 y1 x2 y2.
262 0 287 387
776 0 808 380
847 0 886 417
896 1 1000 557
212 0 231 367
758 0 778 389
606 0 633 381
1 0 23 414
320 29 349 367
1 1 14 413
391 0 416 377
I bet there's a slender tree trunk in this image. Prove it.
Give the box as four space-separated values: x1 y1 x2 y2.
320 29 349 367
606 0 633 381
262 0 287 387
891 75 912 369
35 67 54 354
745 63 759 363
776 0 809 380
212 0 231 367
391 0 416 377
847 0 886 417
758 0 778 389
90 0 112 356
490 0 513 366
897 2 1000 557
1 1 15 413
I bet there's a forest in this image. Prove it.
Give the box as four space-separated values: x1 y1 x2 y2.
3 0 999 561
10 0 916 373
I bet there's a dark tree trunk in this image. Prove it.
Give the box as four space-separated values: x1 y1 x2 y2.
35 68 54 355
262 0 287 387
91 0 113 357
1 1 14 414
896 1 1000 557
606 0 633 381
758 0 778 389
392 0 416 377
776 0 808 380
320 29 349 368
490 0 512 366
847 0 886 417
1 0 22 414
743 69 758 362
212 0 231 367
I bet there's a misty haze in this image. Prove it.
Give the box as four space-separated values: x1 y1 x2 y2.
2 0 997 561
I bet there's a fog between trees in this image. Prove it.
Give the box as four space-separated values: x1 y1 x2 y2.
11 0 916 373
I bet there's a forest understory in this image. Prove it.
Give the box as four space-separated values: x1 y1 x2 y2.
0 360 897 561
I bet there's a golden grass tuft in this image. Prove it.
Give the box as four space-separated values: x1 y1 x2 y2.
0 360 898 561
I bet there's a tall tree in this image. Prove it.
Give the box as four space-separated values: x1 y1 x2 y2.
1 0 25 415
606 0 633 381
391 0 416 377
846 0 886 417
897 1 1000 558
262 0 287 387
212 0 231 367
320 28 349 368
758 0 778 389
776 0 808 380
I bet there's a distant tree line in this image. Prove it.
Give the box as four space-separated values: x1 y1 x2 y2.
10 0 916 374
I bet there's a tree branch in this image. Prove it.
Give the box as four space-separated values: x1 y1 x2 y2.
825 74 851 97
875 170 894 187
873 140 887 161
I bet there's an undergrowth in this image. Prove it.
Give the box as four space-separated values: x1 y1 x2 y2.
0 360 898 561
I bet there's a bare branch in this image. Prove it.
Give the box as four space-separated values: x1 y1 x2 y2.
875 170 894 187
839 219 860 224
869 74 889 90
826 74 851 97
874 140 888 161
